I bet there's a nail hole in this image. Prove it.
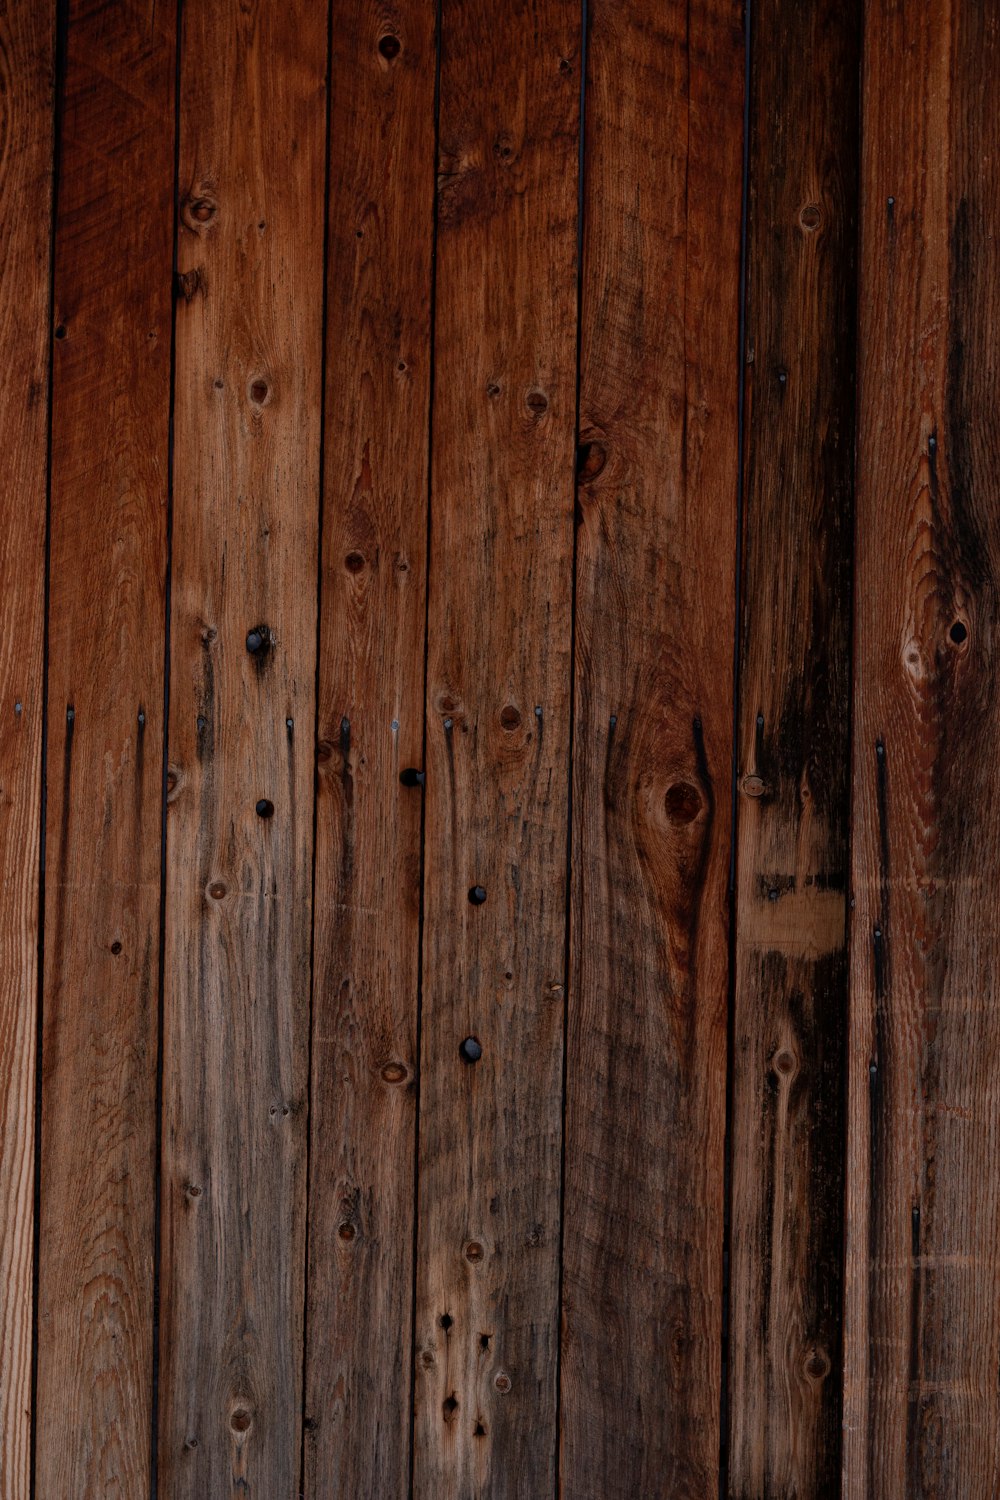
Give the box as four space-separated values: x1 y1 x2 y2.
468 885 487 906
439 1313 453 1331
480 1333 491 1350
399 767 425 787
378 33 401 60
459 1036 483 1064
474 1422 486 1437
950 619 968 645
54 323 67 340
110 941 122 955
443 1394 459 1420
487 382 501 398
255 798 274 819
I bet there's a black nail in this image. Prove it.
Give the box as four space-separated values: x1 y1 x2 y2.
255 798 274 819
468 885 487 905
400 767 426 787
459 1036 482 1064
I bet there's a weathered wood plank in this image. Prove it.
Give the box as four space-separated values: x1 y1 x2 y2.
157 1 326 1492
560 2 744 1495
845 2 1000 1493
0 2 54 1494
36 3 176 1495
302 0 435 1493
411 0 580 1493
727 0 859 1493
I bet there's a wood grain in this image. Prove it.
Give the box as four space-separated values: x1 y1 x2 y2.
302 1 435 1494
156 1 326 1493
411 1 580 1493
35 3 176 1494
726 0 859 1493
560 3 744 1495
0 3 53 1495
845 1 1000 1493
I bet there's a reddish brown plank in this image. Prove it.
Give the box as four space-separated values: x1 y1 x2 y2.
36 2 176 1494
156 1 326 1493
726 0 859 1493
302 1 435 1494
560 2 744 1494
845 1 1000 1493
411 0 580 1493
0 2 54 1494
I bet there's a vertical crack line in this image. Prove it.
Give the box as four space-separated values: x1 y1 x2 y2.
30 2 68 1495
297 0 337 1490
553 0 589 1494
838 0 867 1469
719 2 753 1494
149 1 186 1494
407 0 444 1493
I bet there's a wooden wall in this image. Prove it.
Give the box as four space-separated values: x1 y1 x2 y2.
3 0 1000 1495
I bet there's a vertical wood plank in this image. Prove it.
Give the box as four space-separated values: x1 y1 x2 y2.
302 0 435 1493
36 3 176 1494
411 0 580 1493
845 1 1000 1493
727 0 859 1493
0 2 54 1494
157 1 326 1492
560 2 744 1494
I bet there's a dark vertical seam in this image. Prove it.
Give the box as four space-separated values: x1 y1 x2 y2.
297 0 336 1491
839 3 867 1492
719 2 752 1494
406 1 443 1493
553 0 588 1494
149 1 185 1492
30 2 68 1494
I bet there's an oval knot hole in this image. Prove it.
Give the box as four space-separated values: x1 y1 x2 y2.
576 441 607 481
664 781 702 824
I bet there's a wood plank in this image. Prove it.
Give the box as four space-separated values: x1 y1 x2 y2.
726 0 859 1493
302 0 435 1493
156 1 326 1492
844 1 1000 1492
0 2 54 1494
35 3 176 1494
411 0 580 1492
560 2 744 1494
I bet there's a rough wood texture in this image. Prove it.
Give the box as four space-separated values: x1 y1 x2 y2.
844 2 1000 1494
727 0 859 1493
560 3 744 1495
303 1 435 1494
156 1 326 1492
411 1 580 1493
36 3 176 1494
0 3 53 1495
